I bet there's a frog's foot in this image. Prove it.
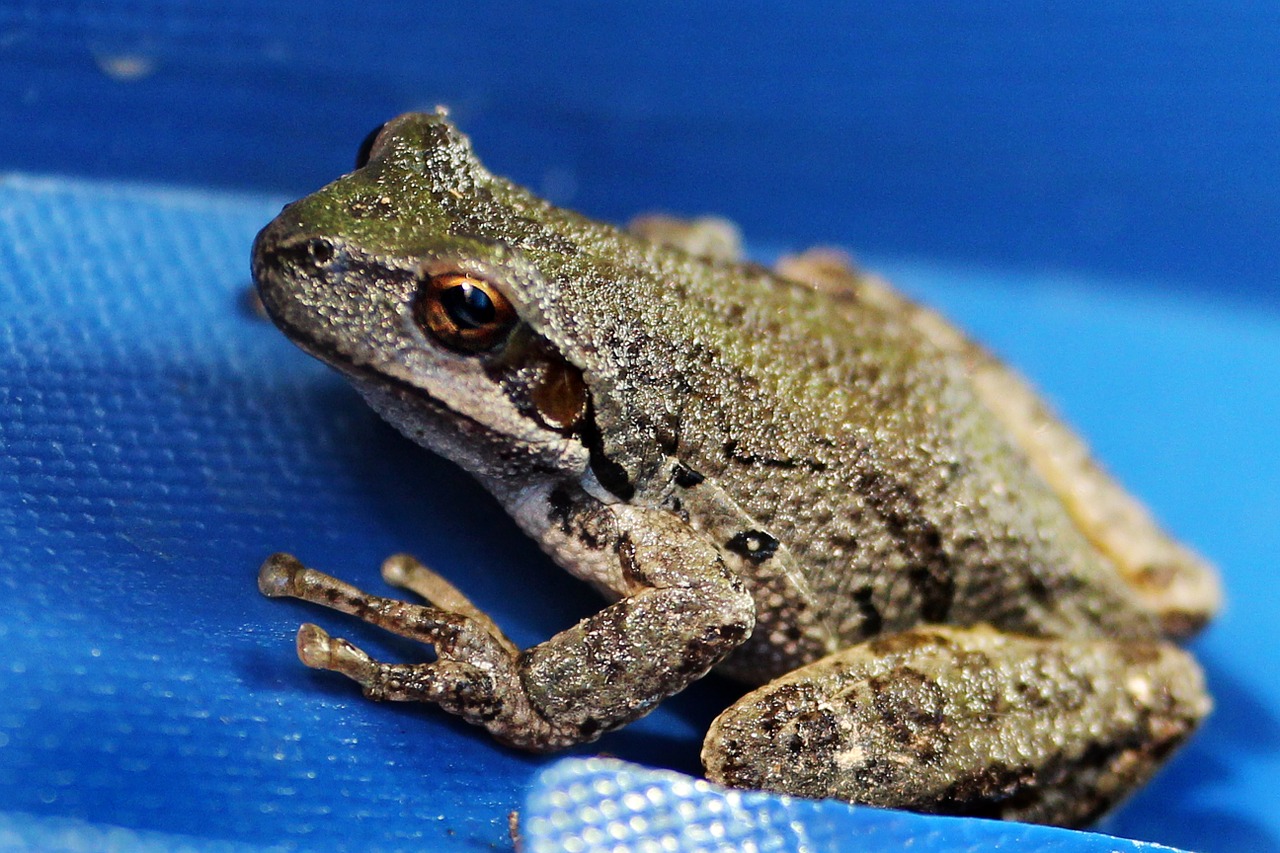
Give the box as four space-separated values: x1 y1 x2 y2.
257 523 755 753
378 553 515 655
627 214 744 262
772 247 913 314
702 625 1210 828
773 247 865 299
258 552 539 738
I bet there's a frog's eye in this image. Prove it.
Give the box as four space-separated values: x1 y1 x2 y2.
355 122 389 169
414 272 518 353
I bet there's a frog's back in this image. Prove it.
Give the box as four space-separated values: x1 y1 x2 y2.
696 260 1164 638
523 218 1170 671
454 158 1208 679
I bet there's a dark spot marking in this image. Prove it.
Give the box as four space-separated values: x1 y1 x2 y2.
868 667 948 762
544 485 606 549
853 586 883 636
576 718 603 738
851 757 900 793
666 496 691 524
470 696 504 723
1024 572 1053 604
754 684 812 736
726 530 779 564
547 486 574 536
853 463 955 622
616 534 640 585
933 762 1039 819
672 463 705 487
714 621 750 646
672 619 752 678
784 706 842 757
655 413 681 455
723 439 828 473
580 402 635 500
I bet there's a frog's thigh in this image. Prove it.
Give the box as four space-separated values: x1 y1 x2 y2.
775 247 1220 636
951 335 1221 636
702 625 1209 828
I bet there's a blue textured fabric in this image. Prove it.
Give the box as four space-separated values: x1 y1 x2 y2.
0 811 283 853
522 758 1191 853
1 174 1278 852
1 3 1277 301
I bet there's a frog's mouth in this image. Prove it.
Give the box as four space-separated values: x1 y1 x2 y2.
252 243 458 418
254 281 515 464
253 233 548 451
252 217 590 485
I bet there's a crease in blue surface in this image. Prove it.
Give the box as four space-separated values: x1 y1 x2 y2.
523 757 1192 853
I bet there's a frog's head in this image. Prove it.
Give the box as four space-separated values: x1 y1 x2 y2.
251 111 599 489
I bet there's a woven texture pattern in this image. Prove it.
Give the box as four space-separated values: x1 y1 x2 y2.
523 758 1189 853
1 175 1277 850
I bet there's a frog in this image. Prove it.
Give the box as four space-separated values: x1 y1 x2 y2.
251 109 1219 827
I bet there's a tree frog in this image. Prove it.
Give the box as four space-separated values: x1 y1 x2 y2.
252 110 1218 827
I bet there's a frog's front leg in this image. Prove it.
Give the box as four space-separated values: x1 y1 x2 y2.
259 506 755 752
702 625 1209 827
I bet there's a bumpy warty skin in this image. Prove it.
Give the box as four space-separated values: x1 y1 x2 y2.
252 112 1217 827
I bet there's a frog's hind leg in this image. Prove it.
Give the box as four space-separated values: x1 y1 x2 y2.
904 294 1222 636
701 625 1209 828
777 247 1221 637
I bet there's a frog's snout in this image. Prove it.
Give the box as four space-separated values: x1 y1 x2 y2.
249 214 292 298
252 215 330 288
250 210 350 337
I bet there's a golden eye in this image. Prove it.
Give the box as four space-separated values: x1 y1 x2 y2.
413 272 518 352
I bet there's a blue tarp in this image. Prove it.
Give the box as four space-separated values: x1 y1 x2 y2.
2 4 1277 851
2 174 1276 851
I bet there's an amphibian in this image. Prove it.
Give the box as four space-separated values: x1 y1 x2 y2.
252 110 1218 826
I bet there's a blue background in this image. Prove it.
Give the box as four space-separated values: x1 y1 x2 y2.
2 3 1278 851
7 2 1280 304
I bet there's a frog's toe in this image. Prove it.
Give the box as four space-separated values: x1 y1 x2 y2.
377 553 500 636
627 214 743 262
257 552 304 597
380 553 417 586
295 623 381 685
295 622 335 668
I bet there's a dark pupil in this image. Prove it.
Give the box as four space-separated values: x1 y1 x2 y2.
441 283 496 329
